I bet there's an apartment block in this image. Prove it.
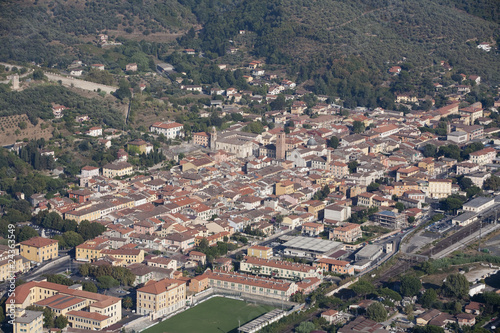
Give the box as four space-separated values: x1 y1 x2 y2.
315 258 355 275
247 245 273 259
20 237 58 263
427 179 452 199
240 256 320 280
136 278 186 319
13 310 43 333
202 269 297 301
330 223 362 243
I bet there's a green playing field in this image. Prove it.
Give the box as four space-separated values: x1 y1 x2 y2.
142 297 274 333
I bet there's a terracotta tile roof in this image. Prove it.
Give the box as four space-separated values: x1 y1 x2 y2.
20 237 58 248
243 256 315 273
67 310 109 321
316 258 350 266
137 278 186 295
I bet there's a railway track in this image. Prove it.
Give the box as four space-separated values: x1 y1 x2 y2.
374 220 492 283
421 220 485 257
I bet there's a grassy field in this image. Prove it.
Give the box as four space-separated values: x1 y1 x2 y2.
142 297 275 333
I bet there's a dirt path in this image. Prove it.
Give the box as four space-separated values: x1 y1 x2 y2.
330 6 394 30
45 72 118 94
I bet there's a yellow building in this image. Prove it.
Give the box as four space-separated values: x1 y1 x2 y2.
302 200 326 218
275 180 295 196
20 237 58 263
76 237 110 262
67 310 111 330
428 179 452 199
180 157 215 172
137 278 187 319
7 281 121 326
35 294 87 316
13 310 44 333
0 254 30 281
102 161 134 178
247 245 273 259
65 198 133 223
100 248 145 266
331 223 362 243
127 139 149 154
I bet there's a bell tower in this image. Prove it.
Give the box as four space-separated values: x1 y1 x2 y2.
276 132 286 160
210 126 217 151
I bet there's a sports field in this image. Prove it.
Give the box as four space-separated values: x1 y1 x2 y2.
142 297 274 333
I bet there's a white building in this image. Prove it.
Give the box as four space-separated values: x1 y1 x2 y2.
469 283 485 296
477 43 491 52
81 166 100 178
469 147 496 165
462 196 495 213
447 131 469 144
324 204 351 222
86 127 102 137
149 122 184 139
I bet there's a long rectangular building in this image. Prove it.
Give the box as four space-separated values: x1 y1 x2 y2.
240 256 320 280
201 269 297 301
7 280 121 328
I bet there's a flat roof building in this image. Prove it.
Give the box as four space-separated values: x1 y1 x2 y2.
282 236 343 259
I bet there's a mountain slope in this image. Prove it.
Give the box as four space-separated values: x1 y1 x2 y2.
192 0 498 81
0 0 498 83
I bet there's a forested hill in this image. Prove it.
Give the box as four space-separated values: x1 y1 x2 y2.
0 0 498 82
187 0 499 81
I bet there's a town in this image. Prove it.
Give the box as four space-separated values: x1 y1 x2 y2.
0 33 499 333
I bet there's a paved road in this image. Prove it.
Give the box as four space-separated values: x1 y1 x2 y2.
44 72 118 94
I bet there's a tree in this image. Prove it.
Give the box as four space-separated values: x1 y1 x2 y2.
440 196 464 214
291 292 306 303
82 281 98 293
54 315 68 329
378 287 402 302
420 288 438 308
270 95 286 110
366 302 387 322
400 275 422 297
97 275 120 289
123 297 133 309
244 121 264 134
62 231 84 248
295 321 316 333
17 226 39 242
458 177 474 190
352 121 365 134
422 144 437 158
442 274 470 299
348 161 359 174
328 136 339 148
420 261 437 275
77 221 106 240
367 182 380 192
32 69 46 81
43 308 55 328
395 202 405 213
79 263 91 276
351 279 375 297
114 79 132 100
484 175 500 191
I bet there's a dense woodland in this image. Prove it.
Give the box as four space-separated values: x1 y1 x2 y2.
0 0 498 84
